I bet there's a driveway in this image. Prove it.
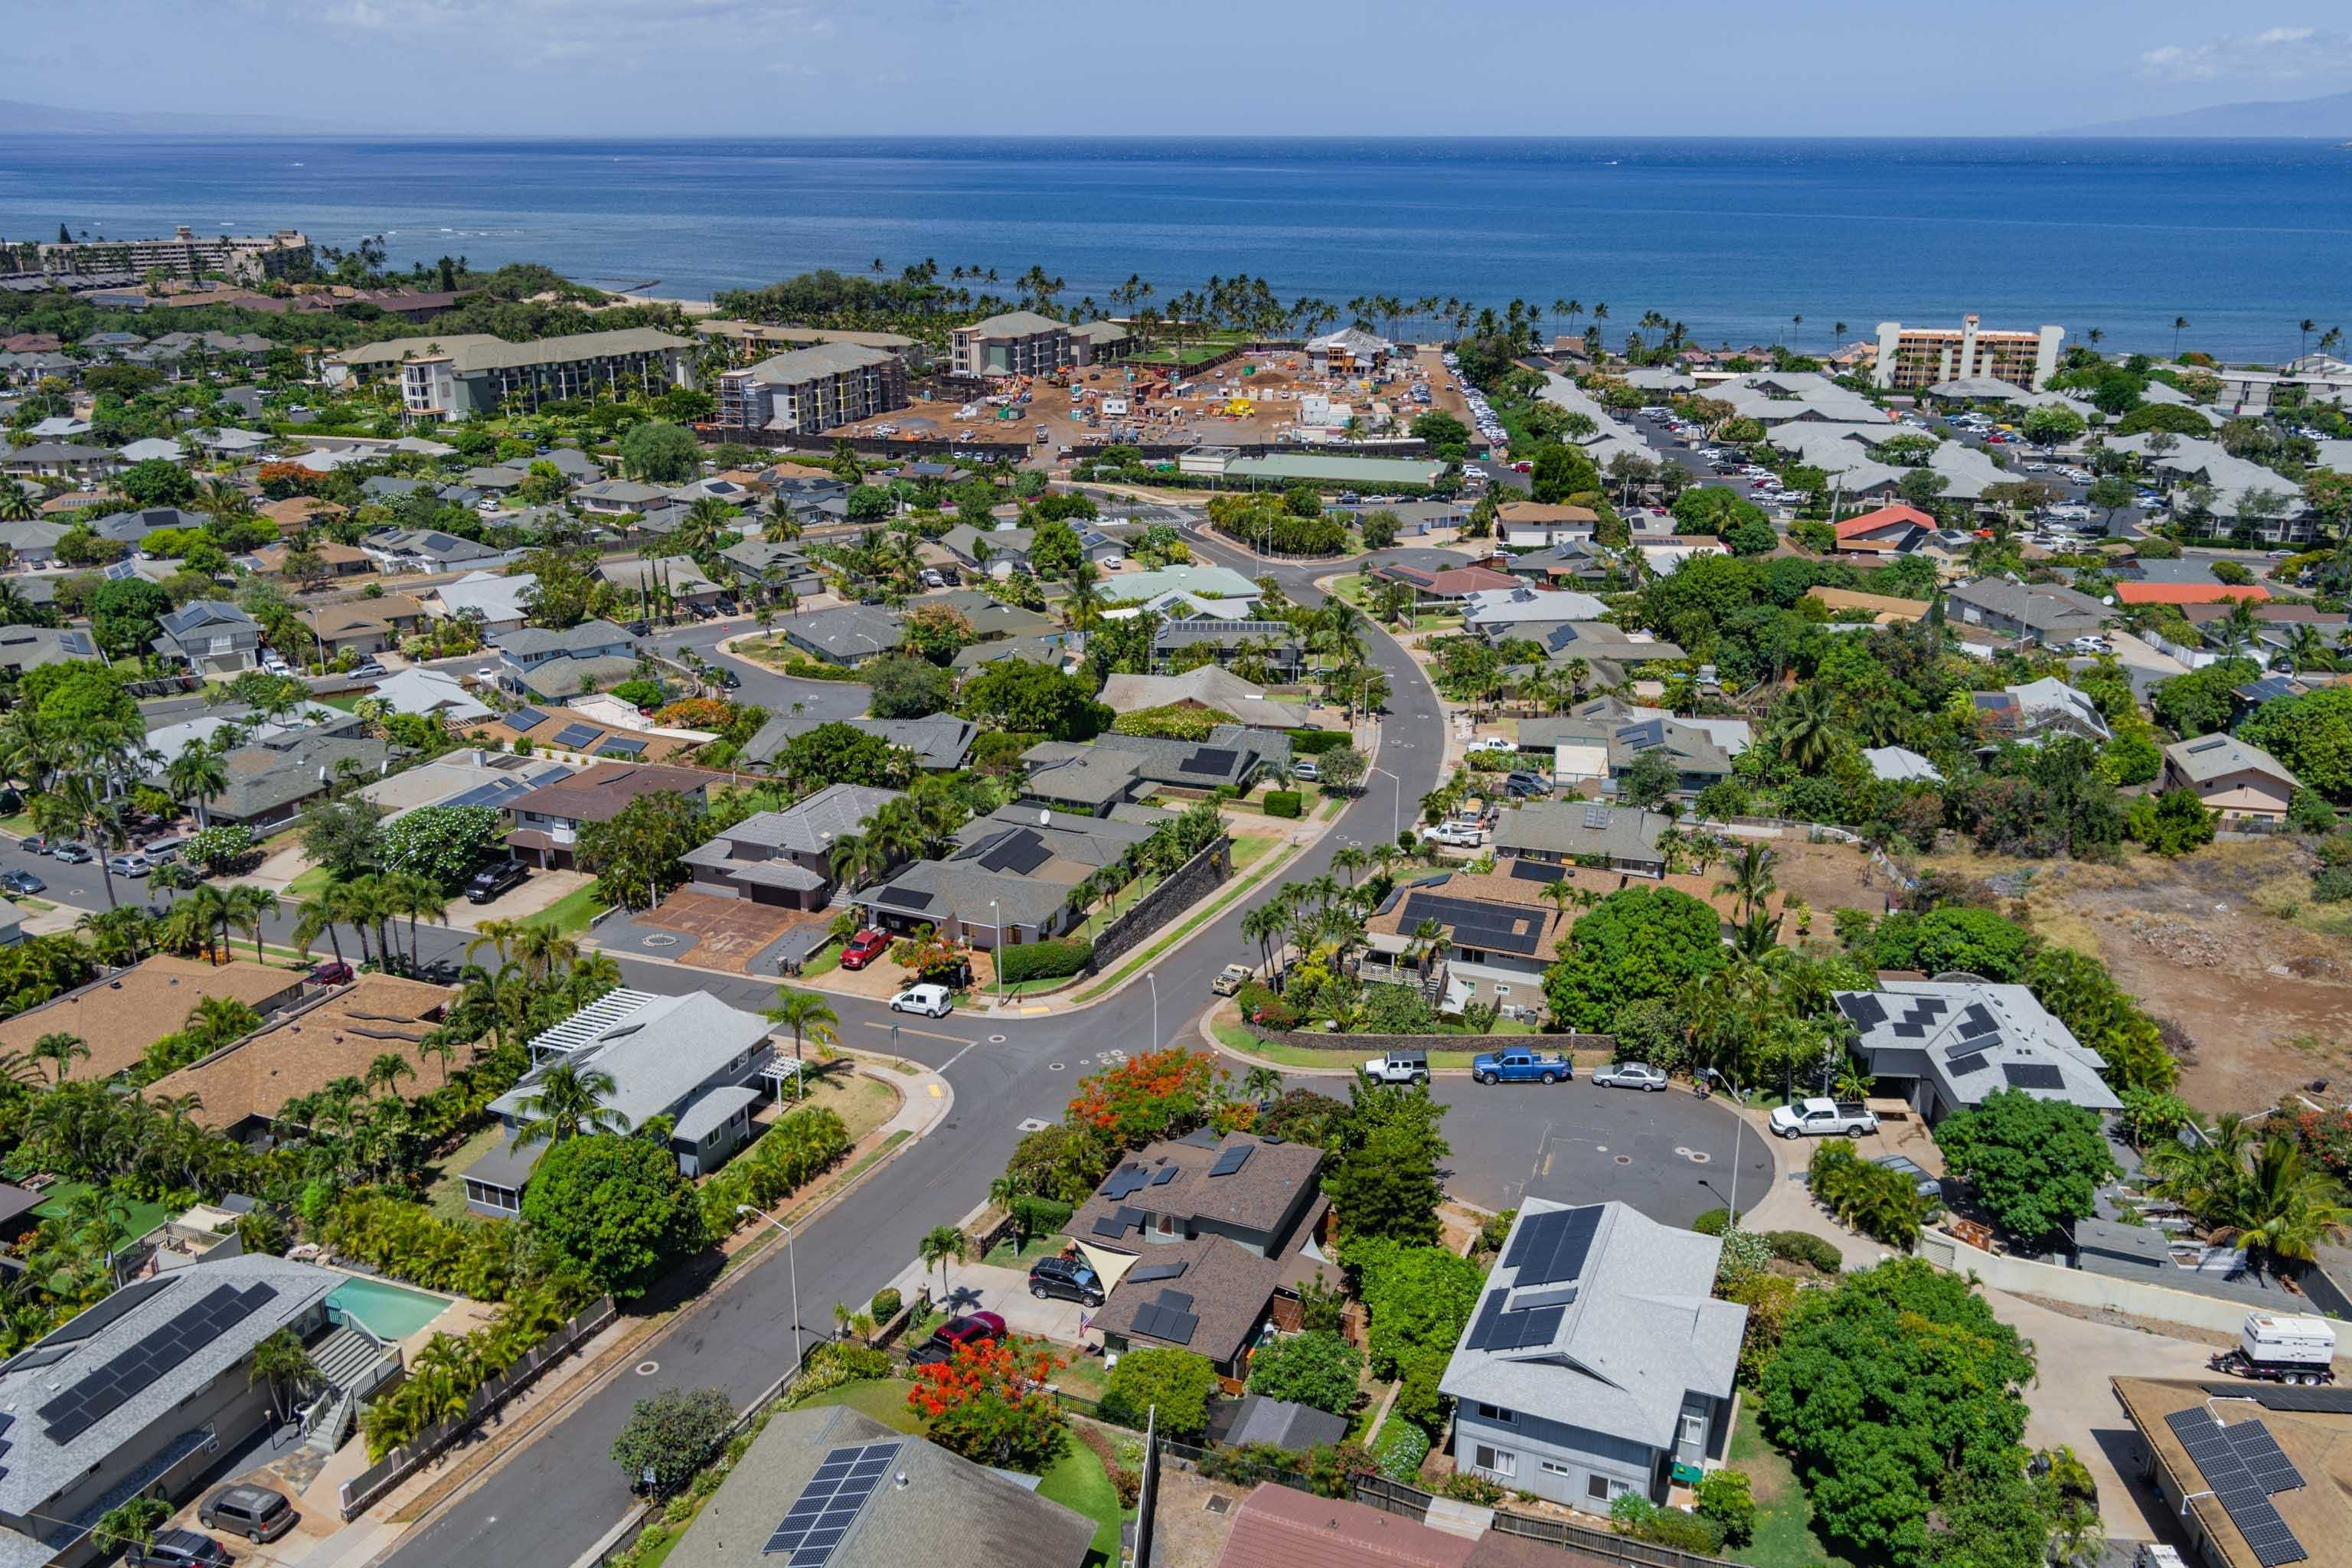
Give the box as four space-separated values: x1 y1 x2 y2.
630 890 812 974
453 866 591 926
879 1259 1091 1347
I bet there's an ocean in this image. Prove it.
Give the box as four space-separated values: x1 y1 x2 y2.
2 136 2347 361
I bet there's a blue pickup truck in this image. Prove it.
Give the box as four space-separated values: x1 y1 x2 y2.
1473 1048 1573 1086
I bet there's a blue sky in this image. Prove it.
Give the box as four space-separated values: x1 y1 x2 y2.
18 2 2352 136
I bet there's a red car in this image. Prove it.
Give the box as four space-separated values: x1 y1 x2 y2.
839 928 891 970
309 960 354 985
911 1312 1008 1365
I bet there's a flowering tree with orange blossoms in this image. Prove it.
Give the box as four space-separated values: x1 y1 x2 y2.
906 1334 1067 1470
1063 1047 1226 1154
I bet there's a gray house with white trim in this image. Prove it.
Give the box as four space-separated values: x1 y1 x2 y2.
1441 1200 1745 1512
1834 980 2123 1124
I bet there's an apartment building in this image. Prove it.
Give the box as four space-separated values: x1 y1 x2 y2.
950 310 1075 378
1872 315 2065 392
714 341 907 436
392 327 695 420
38 226 311 282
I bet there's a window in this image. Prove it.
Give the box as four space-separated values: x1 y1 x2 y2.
1475 1403 1516 1426
1682 1411 1707 1449
1473 1446 1516 1478
1494 985 1512 998
1586 1474 1630 1502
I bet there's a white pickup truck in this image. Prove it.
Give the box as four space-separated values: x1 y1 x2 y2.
1768 1097 1880 1139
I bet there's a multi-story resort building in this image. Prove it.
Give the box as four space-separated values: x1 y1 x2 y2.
1872 315 2065 391
949 311 1130 378
358 328 695 421
714 341 908 436
38 226 312 282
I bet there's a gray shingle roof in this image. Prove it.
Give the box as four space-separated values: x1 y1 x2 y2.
1837 980 2122 1113
488 991 773 1133
2164 733 2298 789
495 619 635 658
1491 802 1669 863
741 715 975 772
693 783 902 858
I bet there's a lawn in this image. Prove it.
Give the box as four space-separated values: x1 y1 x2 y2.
522 881 611 936
767 1066 898 1148
423 1123 511 1221
1228 834 1276 869
1726 1406 1854 1568
286 864 333 903
1037 1438 1125 1566
1210 1018 1484 1071
980 1231 1065 1269
792 1376 925 1433
33 1182 177 1240
801 942 843 978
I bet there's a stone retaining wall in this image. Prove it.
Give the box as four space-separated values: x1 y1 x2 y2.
1256 1027 1616 1057
1089 835 1233 972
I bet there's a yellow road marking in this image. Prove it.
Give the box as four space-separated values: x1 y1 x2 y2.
861 1020 972 1046
927 1084 944 1099
1018 1005 1051 1016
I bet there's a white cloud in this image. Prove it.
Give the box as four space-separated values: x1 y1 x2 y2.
2139 26 2352 83
237 0 832 73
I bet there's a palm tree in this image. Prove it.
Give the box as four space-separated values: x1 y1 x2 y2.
764 989 840 1099
1240 903 1284 976
2226 1137 2351 1276
917 1224 967 1305
292 896 349 971
381 870 443 970
1241 1064 1283 1103
28 1031 87 1083
248 1327 319 1423
365 1051 416 1099
230 884 279 963
163 741 228 829
512 1061 629 1147
509 924 580 985
2301 318 2318 361
1538 878 1579 934
465 918 521 968
2173 316 2190 356
1332 845 1368 887
1714 844 1779 926
1769 685 1840 773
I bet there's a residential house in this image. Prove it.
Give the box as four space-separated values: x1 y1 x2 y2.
1020 725 1289 816
359 527 508 573
1834 980 2123 1122
1491 802 1671 876
358 749 571 823
252 540 372 581
681 783 903 909
2111 1378 2348 1568
597 557 729 612
2161 733 2300 823
778 603 904 666
484 706 699 764
573 479 670 517
1305 326 1395 378
1360 865 1570 1014
1443 1201 1743 1510
0 518 77 567
740 714 975 773
152 599 263 673
1152 619 1305 680
204 729 402 826
1972 676 2112 744
716 538 824 602
310 593 426 658
926 587 1060 645
2113 580 2270 609
1493 501 1601 550
505 762 719 871
939 521 1122 577
1807 586 1929 625
2106 433 2311 543
1367 561 1519 607
858 806 1158 949
459 989 776 1214
257 495 344 534
665 1406 1095 1568
1097 564 1263 615
713 341 907 436
1864 745 1945 783
1212 1483 1576 1568
1098 667 1313 731
0 626 98 677
1462 586 1611 638
1068 1128 1333 1379
0 442 115 481
91 505 207 547
1513 711 1732 798
492 619 640 698
0 1255 348 1568
423 569 537 636
0 899 21 949
1831 503 1938 555
1942 577 2110 645
148 975 455 1142
0 955 305 1083
366 665 495 724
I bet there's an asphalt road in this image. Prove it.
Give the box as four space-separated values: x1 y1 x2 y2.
15 537 1760 1566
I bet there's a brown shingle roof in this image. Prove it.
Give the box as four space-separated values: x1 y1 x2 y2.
507 761 720 822
2116 1377 2352 1568
1069 1130 1322 1243
310 593 425 640
1092 1233 1280 1367
147 974 457 1129
0 957 304 1081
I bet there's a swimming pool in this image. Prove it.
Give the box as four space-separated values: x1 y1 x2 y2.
328 1277 450 1342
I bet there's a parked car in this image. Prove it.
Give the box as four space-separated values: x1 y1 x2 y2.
106 853 152 879
0 869 43 896
1361 1048 1432 1086
51 842 93 864
16 835 48 856
910 1312 1008 1364
466 859 528 905
890 982 953 1018
1210 963 1254 996
201 1484 297 1544
1592 1062 1670 1092
1465 737 1517 754
127 1531 234 1568
144 836 186 865
1872 1154 1942 1201
1768 1097 1880 1138
1420 821 1483 849
351 659 387 678
1502 771 1552 798
1473 1048 1573 1085
840 928 891 969
1292 758 1320 781
626 619 653 637
1027 1256 1103 1306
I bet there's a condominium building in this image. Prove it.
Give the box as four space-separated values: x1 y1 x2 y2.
1873 315 2065 391
390 327 695 420
949 311 1131 377
714 341 907 436
38 226 311 282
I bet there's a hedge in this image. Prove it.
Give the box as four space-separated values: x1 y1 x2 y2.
1264 790 1304 818
1764 1230 1844 1272
998 938 1095 985
1289 729 1352 756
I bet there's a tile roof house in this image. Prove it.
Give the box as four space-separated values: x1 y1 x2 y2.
2113 580 2270 607
1442 1201 1746 1511
1070 1129 1332 1377
668 1406 1095 1568
1212 1483 1588 1568
505 762 720 870
1831 503 1937 554
460 989 778 1214
1494 501 1602 549
716 538 825 601
681 783 903 910
1834 979 2123 1122
0 1255 345 1568
2161 733 2300 822
152 599 263 674
148 975 455 1139
0 956 305 1083
492 619 639 696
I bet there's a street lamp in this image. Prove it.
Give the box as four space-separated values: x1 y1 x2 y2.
989 900 1003 1006
736 1206 805 1377
1145 971 1158 1047
1367 765 1402 844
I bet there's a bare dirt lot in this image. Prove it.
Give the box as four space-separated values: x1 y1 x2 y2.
1920 838 2352 1114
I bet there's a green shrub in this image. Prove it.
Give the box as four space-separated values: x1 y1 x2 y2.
1103 1347 1218 1438
1763 1230 1845 1273
1443 1472 1507 1505
1610 1492 1726 1553
998 939 1095 985
1371 1419 1430 1481
1236 981 1297 1029
1289 729 1351 755
1692 1207 1741 1236
1807 1140 1924 1250
1264 790 1305 818
2316 866 2352 903
1694 1468 1756 1546
869 1288 902 1323
1009 1194 1073 1241
1478 1208 1517 1256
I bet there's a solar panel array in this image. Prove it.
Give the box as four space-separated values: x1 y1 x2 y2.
1886 996 1953 1040
1102 1165 1150 1200
977 830 1053 877
1127 1259 1188 1285
39 1276 176 1348
1399 893 1543 959
508 706 549 732
1464 1286 1569 1353
760 1440 901 1563
1132 1289 1197 1345
1583 804 1610 830
1207 1144 1254 1178
1838 994 1888 1031
1152 1165 1179 1185
874 886 932 910
1956 1004 1999 1040
2003 1062 2066 1090
550 722 604 750
1945 1052 1988 1078
2212 1385 2352 1415
1178 747 1237 777
2165 1409 2307 1567
598 737 648 758
40 1282 279 1443
1504 1205 1602 1287
1509 860 1564 885
2230 1420 2306 1494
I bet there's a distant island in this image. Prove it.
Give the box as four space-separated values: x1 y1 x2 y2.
1 98 322 136
2055 87 2352 139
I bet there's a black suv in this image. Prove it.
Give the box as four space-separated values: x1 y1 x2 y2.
1027 1256 1104 1307
465 859 528 904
